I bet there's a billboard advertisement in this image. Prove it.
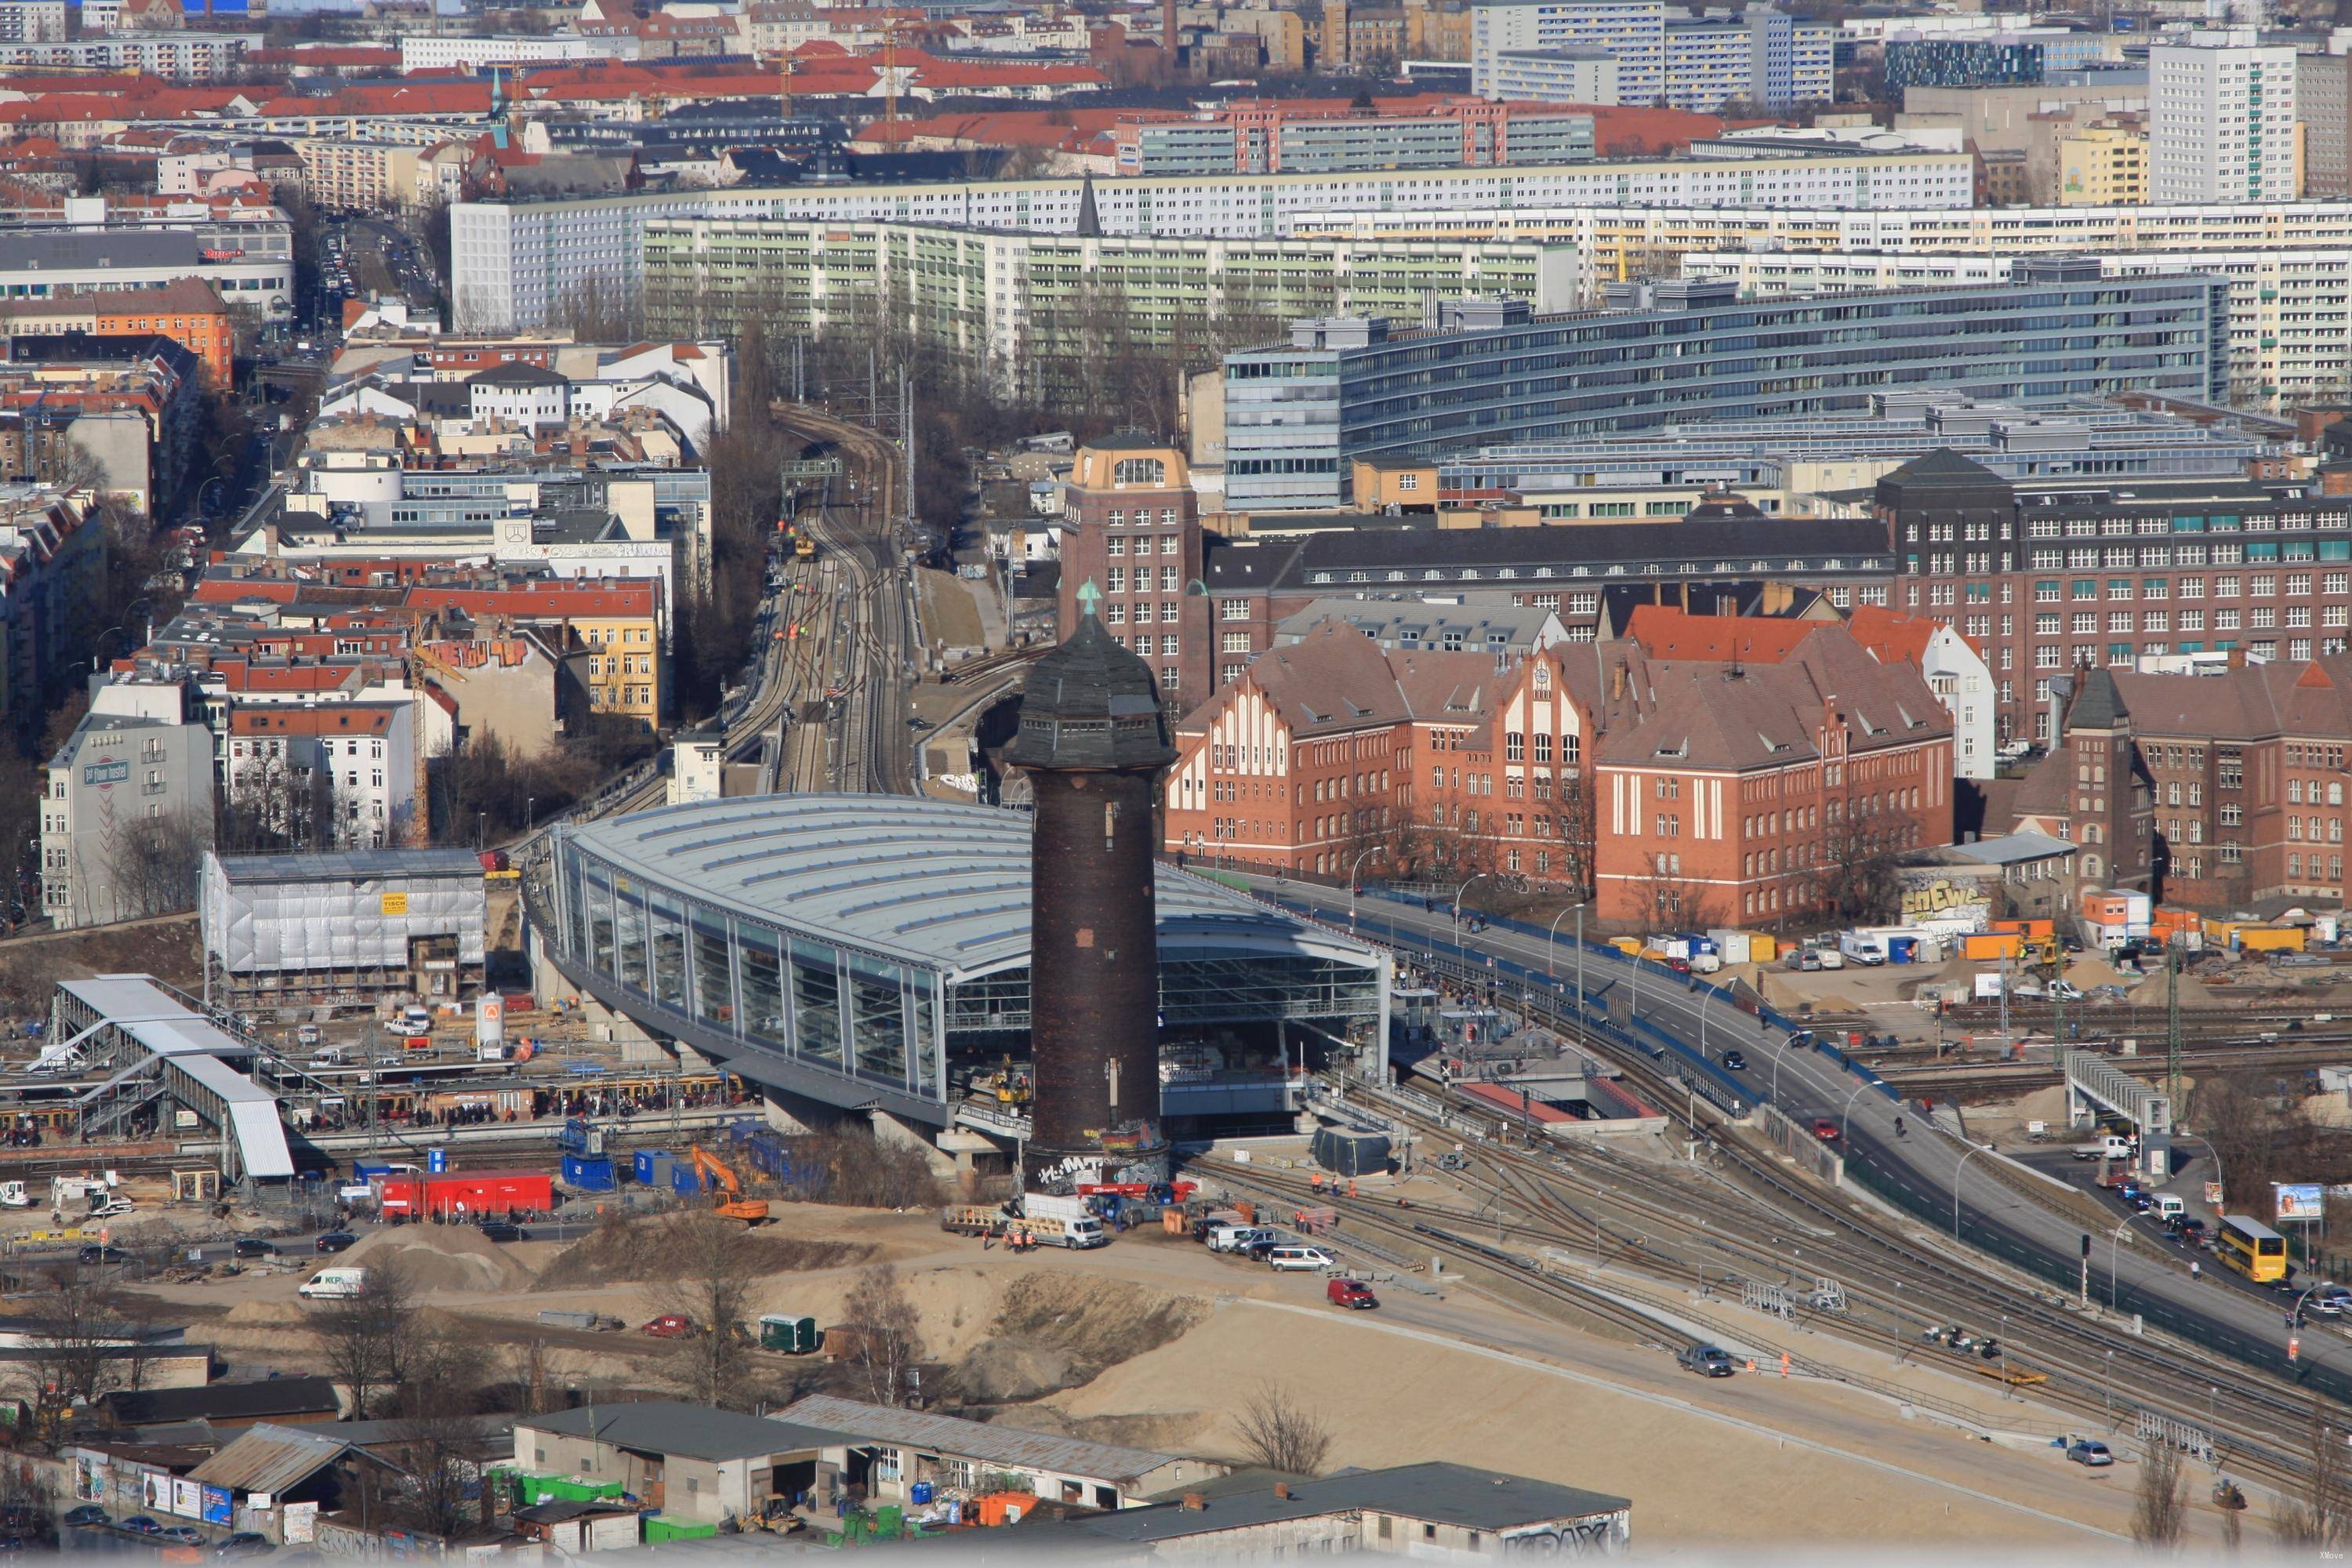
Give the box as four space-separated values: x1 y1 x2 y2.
2277 1183 2326 1222
171 1478 202 1519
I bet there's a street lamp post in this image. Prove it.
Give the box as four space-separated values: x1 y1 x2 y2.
1348 848 1377 930
1547 904 1578 981
2110 1218 2133 1312
1453 873 1494 936
1955 1144 1990 1242
2103 1348 2114 1423
1838 1080 1872 1144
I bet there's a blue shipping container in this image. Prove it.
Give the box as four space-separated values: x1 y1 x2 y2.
671 1163 704 1194
354 1162 393 1182
633 1149 673 1184
562 1155 616 1191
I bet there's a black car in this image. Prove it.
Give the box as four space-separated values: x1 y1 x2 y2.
314 1232 358 1254
215 1531 273 1559
60 1507 105 1530
77 1245 128 1265
477 1221 530 1243
232 1238 280 1258
1721 1050 1748 1072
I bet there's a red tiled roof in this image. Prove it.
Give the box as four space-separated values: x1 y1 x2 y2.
1626 604 1818 665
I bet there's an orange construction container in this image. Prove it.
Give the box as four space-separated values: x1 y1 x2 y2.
1162 1209 1186 1235
1990 918 2054 939
976 1493 1035 1526
1962 932 2024 960
1232 1201 1255 1224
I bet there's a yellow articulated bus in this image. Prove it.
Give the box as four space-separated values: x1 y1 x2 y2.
2216 1214 2288 1283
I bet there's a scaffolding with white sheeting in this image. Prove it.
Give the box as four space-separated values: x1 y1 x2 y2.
201 848 488 1013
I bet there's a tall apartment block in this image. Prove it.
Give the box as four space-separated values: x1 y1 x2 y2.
1470 0 1828 108
2151 42 2297 204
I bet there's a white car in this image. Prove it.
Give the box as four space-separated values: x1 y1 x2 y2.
1266 1245 1335 1272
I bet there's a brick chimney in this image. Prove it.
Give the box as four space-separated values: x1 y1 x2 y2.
1181 1494 1207 1512
2321 463 2352 498
1274 1483 1292 1500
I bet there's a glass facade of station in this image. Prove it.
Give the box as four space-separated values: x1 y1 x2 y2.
554 848 1382 1111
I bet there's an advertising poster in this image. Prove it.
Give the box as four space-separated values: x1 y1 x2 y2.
285 1502 318 1544
2278 1183 2326 1222
172 1478 203 1519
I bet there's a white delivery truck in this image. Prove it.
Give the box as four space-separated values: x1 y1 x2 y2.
1017 1192 1109 1249
299 1267 368 1300
2071 1134 2134 1163
1837 931 1888 966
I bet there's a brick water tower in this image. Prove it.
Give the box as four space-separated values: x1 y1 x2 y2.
1004 588 1176 1189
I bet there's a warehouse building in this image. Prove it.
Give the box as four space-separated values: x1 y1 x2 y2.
200 849 486 1015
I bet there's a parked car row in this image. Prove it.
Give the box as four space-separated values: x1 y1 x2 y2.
1192 1215 1370 1303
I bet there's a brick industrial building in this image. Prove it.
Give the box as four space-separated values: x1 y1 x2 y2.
1163 609 1953 926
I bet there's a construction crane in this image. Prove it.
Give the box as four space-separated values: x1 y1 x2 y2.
691 1144 770 1225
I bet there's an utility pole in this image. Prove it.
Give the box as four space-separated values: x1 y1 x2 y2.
2165 941 2182 1120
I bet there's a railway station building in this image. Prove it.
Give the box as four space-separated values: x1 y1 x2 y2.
533 796 1388 1148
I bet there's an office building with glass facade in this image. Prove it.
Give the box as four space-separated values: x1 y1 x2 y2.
1221 263 2231 510
540 796 1389 1128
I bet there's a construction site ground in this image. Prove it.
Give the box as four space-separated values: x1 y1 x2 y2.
119 1197 2261 1549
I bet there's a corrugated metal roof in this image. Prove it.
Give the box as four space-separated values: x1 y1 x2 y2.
522 1401 849 1463
773 1396 1183 1483
560 796 1378 982
189 1423 383 1495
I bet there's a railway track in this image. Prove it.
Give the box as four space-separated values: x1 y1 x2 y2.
1232 895 2339 1494
772 405 915 797
1880 1040 2352 1100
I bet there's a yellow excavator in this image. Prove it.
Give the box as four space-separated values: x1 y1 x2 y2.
691 1144 769 1225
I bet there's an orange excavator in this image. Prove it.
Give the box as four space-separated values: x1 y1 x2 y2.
690 1144 769 1225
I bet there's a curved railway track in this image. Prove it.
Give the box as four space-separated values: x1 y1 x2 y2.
1230 895 2341 1495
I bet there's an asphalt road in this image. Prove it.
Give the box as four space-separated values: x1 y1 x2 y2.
1241 876 2352 1408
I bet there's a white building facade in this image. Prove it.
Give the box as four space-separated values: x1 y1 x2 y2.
448 151 1973 329
2151 42 2297 204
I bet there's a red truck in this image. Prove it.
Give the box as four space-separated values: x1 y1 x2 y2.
1327 1278 1378 1310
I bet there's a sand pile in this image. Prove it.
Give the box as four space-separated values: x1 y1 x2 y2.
336 1225 535 1295
536 1212 866 1290
223 1299 310 1326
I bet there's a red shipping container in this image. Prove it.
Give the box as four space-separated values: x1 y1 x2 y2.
378 1170 554 1218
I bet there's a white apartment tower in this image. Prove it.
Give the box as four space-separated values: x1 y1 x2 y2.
2151 42 2298 204
1472 0 1666 100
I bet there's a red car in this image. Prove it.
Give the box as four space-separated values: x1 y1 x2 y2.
1327 1278 1378 1310
1811 1119 1842 1143
640 1313 697 1338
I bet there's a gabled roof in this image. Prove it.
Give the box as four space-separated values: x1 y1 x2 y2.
189 1422 404 1496
1880 447 2012 489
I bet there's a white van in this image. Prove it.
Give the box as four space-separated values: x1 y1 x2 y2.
299 1266 368 1300
2152 1194 2187 1221
1266 1245 1335 1272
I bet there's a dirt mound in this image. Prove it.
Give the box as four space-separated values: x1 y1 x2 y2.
223 1299 310 1326
989 1273 1206 1367
980 1403 1218 1454
951 1340 1087 1404
535 1213 867 1290
338 1225 533 1295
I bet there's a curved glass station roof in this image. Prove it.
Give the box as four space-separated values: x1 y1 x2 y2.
558 795 1375 981
541 796 1387 1124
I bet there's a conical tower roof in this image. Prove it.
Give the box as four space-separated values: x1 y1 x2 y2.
1004 597 1175 771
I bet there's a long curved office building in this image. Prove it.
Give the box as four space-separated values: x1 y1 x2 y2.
539 796 1389 1133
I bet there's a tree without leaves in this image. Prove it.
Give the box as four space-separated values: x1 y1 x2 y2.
20 1268 137 1435
307 1256 419 1420
2276 1401 2352 1552
384 1330 494 1537
653 1213 760 1409
2132 1436 2184 1551
1233 1387 1333 1475
840 1263 922 1409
